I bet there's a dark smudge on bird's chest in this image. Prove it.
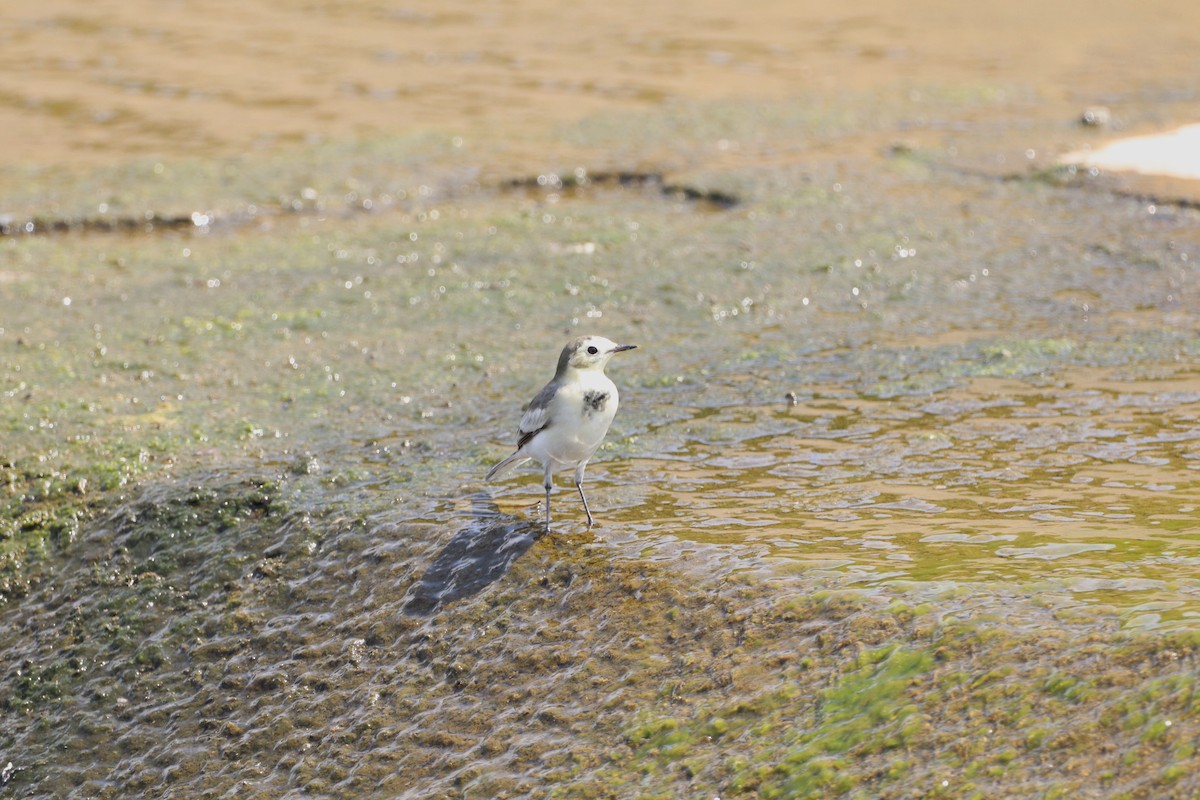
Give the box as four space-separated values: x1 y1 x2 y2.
582 390 609 416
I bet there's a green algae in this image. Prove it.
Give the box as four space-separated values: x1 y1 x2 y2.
2 476 290 729
0 443 156 601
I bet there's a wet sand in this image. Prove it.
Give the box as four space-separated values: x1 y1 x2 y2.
5 0 1200 168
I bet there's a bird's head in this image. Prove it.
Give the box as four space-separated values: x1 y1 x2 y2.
558 335 637 373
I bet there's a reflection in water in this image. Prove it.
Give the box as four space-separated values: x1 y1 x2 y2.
403 494 545 616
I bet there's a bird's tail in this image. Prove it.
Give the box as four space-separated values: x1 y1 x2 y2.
486 450 530 481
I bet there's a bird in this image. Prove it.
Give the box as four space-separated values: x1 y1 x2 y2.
486 335 637 528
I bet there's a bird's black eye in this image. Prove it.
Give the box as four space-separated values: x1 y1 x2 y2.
587 346 599 355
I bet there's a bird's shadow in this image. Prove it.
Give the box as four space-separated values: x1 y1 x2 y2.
403 493 546 617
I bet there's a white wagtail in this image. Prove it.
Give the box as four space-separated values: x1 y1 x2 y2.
487 335 637 528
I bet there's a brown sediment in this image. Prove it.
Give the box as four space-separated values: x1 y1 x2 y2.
4 0 1200 170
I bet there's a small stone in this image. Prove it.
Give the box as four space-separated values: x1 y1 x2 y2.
1080 106 1110 127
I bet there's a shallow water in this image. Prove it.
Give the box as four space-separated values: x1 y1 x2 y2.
610 369 1200 620
4 2 1200 798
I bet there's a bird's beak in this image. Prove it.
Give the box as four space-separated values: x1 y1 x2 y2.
612 344 638 353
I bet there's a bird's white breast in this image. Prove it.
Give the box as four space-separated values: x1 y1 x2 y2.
532 371 619 467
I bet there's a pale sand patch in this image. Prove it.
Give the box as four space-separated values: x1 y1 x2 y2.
1062 123 1200 180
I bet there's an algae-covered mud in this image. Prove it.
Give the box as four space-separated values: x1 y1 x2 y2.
5 129 1200 797
5 2 1200 798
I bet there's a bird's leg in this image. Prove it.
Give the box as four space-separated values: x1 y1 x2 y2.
576 482 594 528
574 463 594 528
543 462 554 528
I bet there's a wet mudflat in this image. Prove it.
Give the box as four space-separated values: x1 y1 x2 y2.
4 123 1199 797
4 2 1200 798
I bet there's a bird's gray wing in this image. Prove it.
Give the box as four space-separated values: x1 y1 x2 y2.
516 379 558 449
